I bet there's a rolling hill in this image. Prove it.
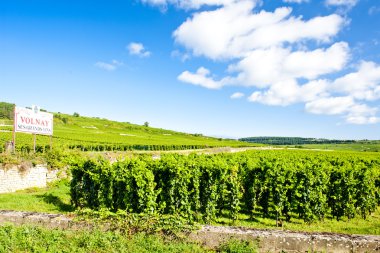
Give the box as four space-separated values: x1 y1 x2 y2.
0 102 256 152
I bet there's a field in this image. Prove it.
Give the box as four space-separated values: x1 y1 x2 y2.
293 142 380 152
0 114 257 153
239 136 380 152
1 105 379 251
2 149 379 236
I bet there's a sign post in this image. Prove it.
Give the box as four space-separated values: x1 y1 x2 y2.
12 106 16 153
33 134 36 153
13 105 54 153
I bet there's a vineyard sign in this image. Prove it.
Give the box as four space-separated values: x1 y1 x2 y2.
14 106 53 135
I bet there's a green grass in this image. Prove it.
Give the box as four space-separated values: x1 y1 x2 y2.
286 142 380 152
214 208 380 235
0 224 215 253
1 180 379 235
0 180 73 214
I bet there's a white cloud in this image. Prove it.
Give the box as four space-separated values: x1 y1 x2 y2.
249 80 301 106
305 97 379 124
331 61 380 101
94 60 123 71
283 0 309 4
248 79 328 106
173 3 344 60
305 96 354 115
230 92 244 99
127 42 151 57
345 104 380 124
325 0 358 7
171 50 191 61
346 116 380 124
175 2 348 92
166 0 379 125
178 67 231 89
141 0 240 9
230 42 349 88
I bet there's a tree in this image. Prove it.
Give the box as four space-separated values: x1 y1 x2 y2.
73 112 80 117
144 122 149 127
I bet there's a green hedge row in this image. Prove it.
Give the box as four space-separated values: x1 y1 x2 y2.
65 143 212 152
70 151 380 223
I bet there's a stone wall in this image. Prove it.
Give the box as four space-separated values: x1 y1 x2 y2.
0 165 59 193
189 225 380 253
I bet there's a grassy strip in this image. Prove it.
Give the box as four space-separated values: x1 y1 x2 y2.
215 208 380 235
0 224 258 253
0 224 205 253
0 180 73 214
1 180 379 235
286 143 380 152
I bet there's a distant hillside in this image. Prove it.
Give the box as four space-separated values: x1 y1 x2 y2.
239 136 357 145
0 102 257 152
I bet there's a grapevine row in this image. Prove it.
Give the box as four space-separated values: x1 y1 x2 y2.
70 150 380 223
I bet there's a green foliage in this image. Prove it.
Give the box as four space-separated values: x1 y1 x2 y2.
75 209 198 236
240 136 357 145
219 239 258 253
70 150 380 224
44 148 83 169
300 142 380 152
0 102 14 120
0 224 207 253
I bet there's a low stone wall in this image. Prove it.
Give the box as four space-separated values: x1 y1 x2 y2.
0 210 73 229
0 165 59 193
189 225 380 253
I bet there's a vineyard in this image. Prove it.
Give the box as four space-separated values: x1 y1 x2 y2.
0 111 256 153
70 150 380 224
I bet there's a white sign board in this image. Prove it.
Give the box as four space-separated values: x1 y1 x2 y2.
14 106 53 135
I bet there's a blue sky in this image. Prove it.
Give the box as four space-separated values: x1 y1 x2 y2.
1 0 380 139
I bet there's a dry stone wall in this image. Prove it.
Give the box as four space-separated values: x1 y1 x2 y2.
189 225 380 253
0 165 59 193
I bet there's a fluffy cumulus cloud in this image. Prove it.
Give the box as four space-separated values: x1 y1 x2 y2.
345 104 380 124
249 79 328 106
305 98 380 124
332 61 380 101
229 42 349 87
95 60 123 71
305 96 355 115
165 0 379 124
300 61 380 123
230 92 245 99
127 42 151 57
178 67 233 89
174 4 344 60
